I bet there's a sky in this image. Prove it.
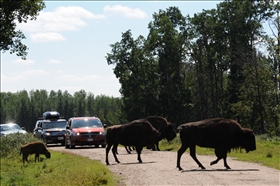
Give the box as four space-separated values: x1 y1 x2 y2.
2 1 270 98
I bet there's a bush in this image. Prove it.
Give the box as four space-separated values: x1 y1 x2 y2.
0 132 43 158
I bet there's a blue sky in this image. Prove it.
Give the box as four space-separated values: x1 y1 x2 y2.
1 1 260 97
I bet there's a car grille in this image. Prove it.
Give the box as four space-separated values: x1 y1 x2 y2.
81 132 99 138
50 131 65 136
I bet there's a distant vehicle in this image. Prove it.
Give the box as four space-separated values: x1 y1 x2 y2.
65 117 107 149
33 111 67 146
0 123 27 137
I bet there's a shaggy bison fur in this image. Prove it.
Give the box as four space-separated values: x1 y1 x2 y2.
142 116 177 151
105 120 160 165
20 142 51 164
176 118 256 170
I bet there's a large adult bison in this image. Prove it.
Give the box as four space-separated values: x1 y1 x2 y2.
143 116 177 151
105 120 160 165
176 118 256 171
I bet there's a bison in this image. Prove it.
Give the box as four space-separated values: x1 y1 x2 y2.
105 120 160 165
20 142 51 164
176 118 256 171
143 116 177 151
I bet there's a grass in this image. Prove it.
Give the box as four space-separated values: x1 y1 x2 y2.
1 133 279 186
0 133 119 186
159 134 280 170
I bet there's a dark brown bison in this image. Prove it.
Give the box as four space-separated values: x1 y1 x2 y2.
176 118 256 171
20 142 51 164
142 116 177 151
105 120 160 165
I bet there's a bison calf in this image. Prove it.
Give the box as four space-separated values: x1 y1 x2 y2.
177 118 256 171
105 120 160 165
20 142 51 164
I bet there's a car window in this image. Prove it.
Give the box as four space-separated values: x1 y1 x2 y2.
42 121 67 129
72 120 103 128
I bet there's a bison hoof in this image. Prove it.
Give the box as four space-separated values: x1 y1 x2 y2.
177 166 183 171
225 166 231 169
200 166 206 169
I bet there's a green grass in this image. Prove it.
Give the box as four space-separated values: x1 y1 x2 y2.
159 134 280 170
0 133 119 186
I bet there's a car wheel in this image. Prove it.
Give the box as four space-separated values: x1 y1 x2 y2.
70 138 75 149
65 139 69 149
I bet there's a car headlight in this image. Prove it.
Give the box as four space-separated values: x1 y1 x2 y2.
99 131 106 135
45 132 51 136
73 132 80 136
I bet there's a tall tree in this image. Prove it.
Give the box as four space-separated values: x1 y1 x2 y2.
0 0 45 59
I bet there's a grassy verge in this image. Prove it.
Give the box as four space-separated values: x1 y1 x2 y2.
0 133 119 186
159 134 280 170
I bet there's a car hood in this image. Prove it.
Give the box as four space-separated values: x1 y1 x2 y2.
72 127 104 133
43 128 65 132
0 129 27 136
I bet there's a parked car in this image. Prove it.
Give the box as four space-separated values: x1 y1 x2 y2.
33 111 67 146
65 117 107 148
0 123 27 137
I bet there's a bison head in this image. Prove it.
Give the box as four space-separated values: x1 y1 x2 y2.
45 151 51 159
242 129 256 153
166 122 177 142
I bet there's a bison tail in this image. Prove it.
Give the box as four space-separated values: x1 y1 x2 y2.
177 125 184 132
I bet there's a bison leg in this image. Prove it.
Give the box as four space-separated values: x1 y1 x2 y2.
105 143 112 165
176 143 188 171
112 144 120 163
189 145 206 169
135 146 143 163
124 146 131 154
23 154 29 164
35 153 39 162
155 141 160 151
211 148 231 169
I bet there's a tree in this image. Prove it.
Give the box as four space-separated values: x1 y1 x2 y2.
0 0 45 59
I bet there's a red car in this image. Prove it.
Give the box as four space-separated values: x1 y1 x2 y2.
65 117 107 148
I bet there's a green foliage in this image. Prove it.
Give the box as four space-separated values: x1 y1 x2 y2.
106 2 279 133
0 0 46 59
0 133 42 158
0 90 124 132
0 134 117 186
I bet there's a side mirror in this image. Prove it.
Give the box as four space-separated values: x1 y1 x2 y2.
103 123 107 128
66 126 70 129
22 127 26 131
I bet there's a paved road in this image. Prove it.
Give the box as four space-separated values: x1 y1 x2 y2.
49 145 280 186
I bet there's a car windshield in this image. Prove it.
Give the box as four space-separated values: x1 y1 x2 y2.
42 121 67 129
0 124 22 131
72 119 103 128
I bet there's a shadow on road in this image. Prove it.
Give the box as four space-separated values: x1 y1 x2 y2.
181 168 259 172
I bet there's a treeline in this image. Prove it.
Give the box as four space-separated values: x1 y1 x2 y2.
0 89 125 132
106 1 280 135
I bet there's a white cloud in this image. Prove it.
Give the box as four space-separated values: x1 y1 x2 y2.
56 74 99 82
30 32 66 43
17 6 106 33
48 59 61 64
22 69 50 76
1 74 27 82
12 59 35 65
104 5 148 19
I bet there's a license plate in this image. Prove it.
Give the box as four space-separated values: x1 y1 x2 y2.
58 137 64 140
87 138 93 141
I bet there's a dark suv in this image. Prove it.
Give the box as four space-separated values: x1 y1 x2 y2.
65 117 107 148
33 111 67 146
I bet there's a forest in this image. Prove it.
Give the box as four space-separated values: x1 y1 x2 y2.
1 0 279 135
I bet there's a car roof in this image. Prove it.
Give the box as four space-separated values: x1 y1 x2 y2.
70 117 100 120
0 123 19 126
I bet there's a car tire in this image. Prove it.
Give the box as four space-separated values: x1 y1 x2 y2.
70 138 75 149
65 139 69 149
